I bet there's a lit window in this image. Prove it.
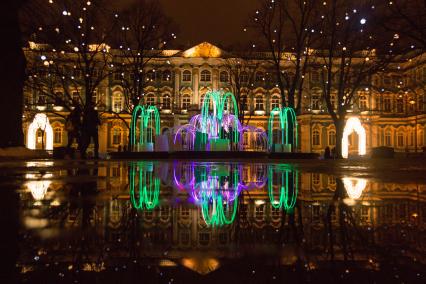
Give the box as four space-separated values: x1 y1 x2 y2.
54 127 62 144
200 70 211 82
112 92 124 113
255 95 264 110
397 132 404 147
328 130 336 146
146 94 155 106
271 95 280 110
182 70 191 82
219 71 228 82
182 95 191 109
385 130 392 146
162 94 171 109
312 173 320 185
383 97 392 112
112 128 122 145
311 94 320 110
359 95 367 110
312 130 320 146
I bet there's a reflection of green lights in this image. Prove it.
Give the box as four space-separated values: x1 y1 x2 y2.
129 162 160 210
198 165 240 227
268 107 298 150
130 105 161 149
268 164 298 211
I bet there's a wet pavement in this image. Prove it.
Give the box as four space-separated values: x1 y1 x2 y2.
0 159 425 283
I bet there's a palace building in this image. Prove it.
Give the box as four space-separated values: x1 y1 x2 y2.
23 42 426 156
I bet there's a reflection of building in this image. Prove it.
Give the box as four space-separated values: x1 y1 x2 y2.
23 42 426 155
18 163 426 273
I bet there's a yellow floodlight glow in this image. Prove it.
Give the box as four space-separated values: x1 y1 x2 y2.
342 177 367 200
27 113 53 150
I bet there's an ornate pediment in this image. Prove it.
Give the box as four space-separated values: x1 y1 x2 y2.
182 42 223 58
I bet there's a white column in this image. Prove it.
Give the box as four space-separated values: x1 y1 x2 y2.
193 68 199 107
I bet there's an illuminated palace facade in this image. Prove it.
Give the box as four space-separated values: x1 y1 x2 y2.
23 42 426 155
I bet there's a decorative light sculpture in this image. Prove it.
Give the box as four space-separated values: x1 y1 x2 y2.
268 107 298 152
268 164 298 211
129 105 161 151
26 173 52 202
129 161 160 210
27 113 53 150
342 117 366 158
174 91 267 151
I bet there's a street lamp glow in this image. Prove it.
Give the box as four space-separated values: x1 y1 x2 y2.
360 18 367 25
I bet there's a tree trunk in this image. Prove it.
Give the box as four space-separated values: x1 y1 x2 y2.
0 1 25 148
334 118 345 159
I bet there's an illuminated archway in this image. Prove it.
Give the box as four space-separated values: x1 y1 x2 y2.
342 177 367 199
342 117 366 158
27 113 53 150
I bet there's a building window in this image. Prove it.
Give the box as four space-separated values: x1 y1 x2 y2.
54 127 62 144
219 71 228 82
200 70 211 82
255 205 264 220
240 95 248 111
271 95 280 110
112 128 122 145
359 95 367 110
311 95 320 110
112 92 124 113
383 97 392 112
182 95 191 109
182 70 191 82
312 130 320 146
396 97 404 113
312 173 320 185
146 70 156 82
397 132 404 147
146 94 155 106
162 94 171 109
255 95 264 111
385 130 392 146
240 71 248 83
328 130 336 146
162 70 171 81
255 71 264 82
92 91 98 104
199 232 210 246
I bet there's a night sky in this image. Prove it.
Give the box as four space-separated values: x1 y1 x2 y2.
118 0 258 49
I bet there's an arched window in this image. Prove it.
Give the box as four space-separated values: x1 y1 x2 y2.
146 94 155 106
182 70 191 82
255 95 264 111
219 71 228 82
359 95 367 110
271 95 280 110
385 130 392 146
311 94 320 110
182 95 191 109
240 71 248 83
112 128 122 145
200 70 211 82
54 127 62 144
397 132 404 147
312 130 320 146
328 130 336 146
255 71 264 82
112 92 124 113
396 97 404 112
383 96 392 112
162 70 171 81
162 94 171 109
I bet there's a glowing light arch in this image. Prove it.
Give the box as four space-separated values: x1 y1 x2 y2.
268 164 298 211
342 117 366 158
129 105 161 151
129 162 160 210
268 107 298 152
27 113 53 150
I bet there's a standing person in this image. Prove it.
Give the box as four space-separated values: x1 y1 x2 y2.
324 146 331 159
81 103 101 158
66 104 82 152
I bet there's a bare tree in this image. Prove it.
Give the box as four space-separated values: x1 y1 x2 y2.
114 0 175 112
224 54 260 125
317 0 398 158
251 0 319 112
380 0 426 51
